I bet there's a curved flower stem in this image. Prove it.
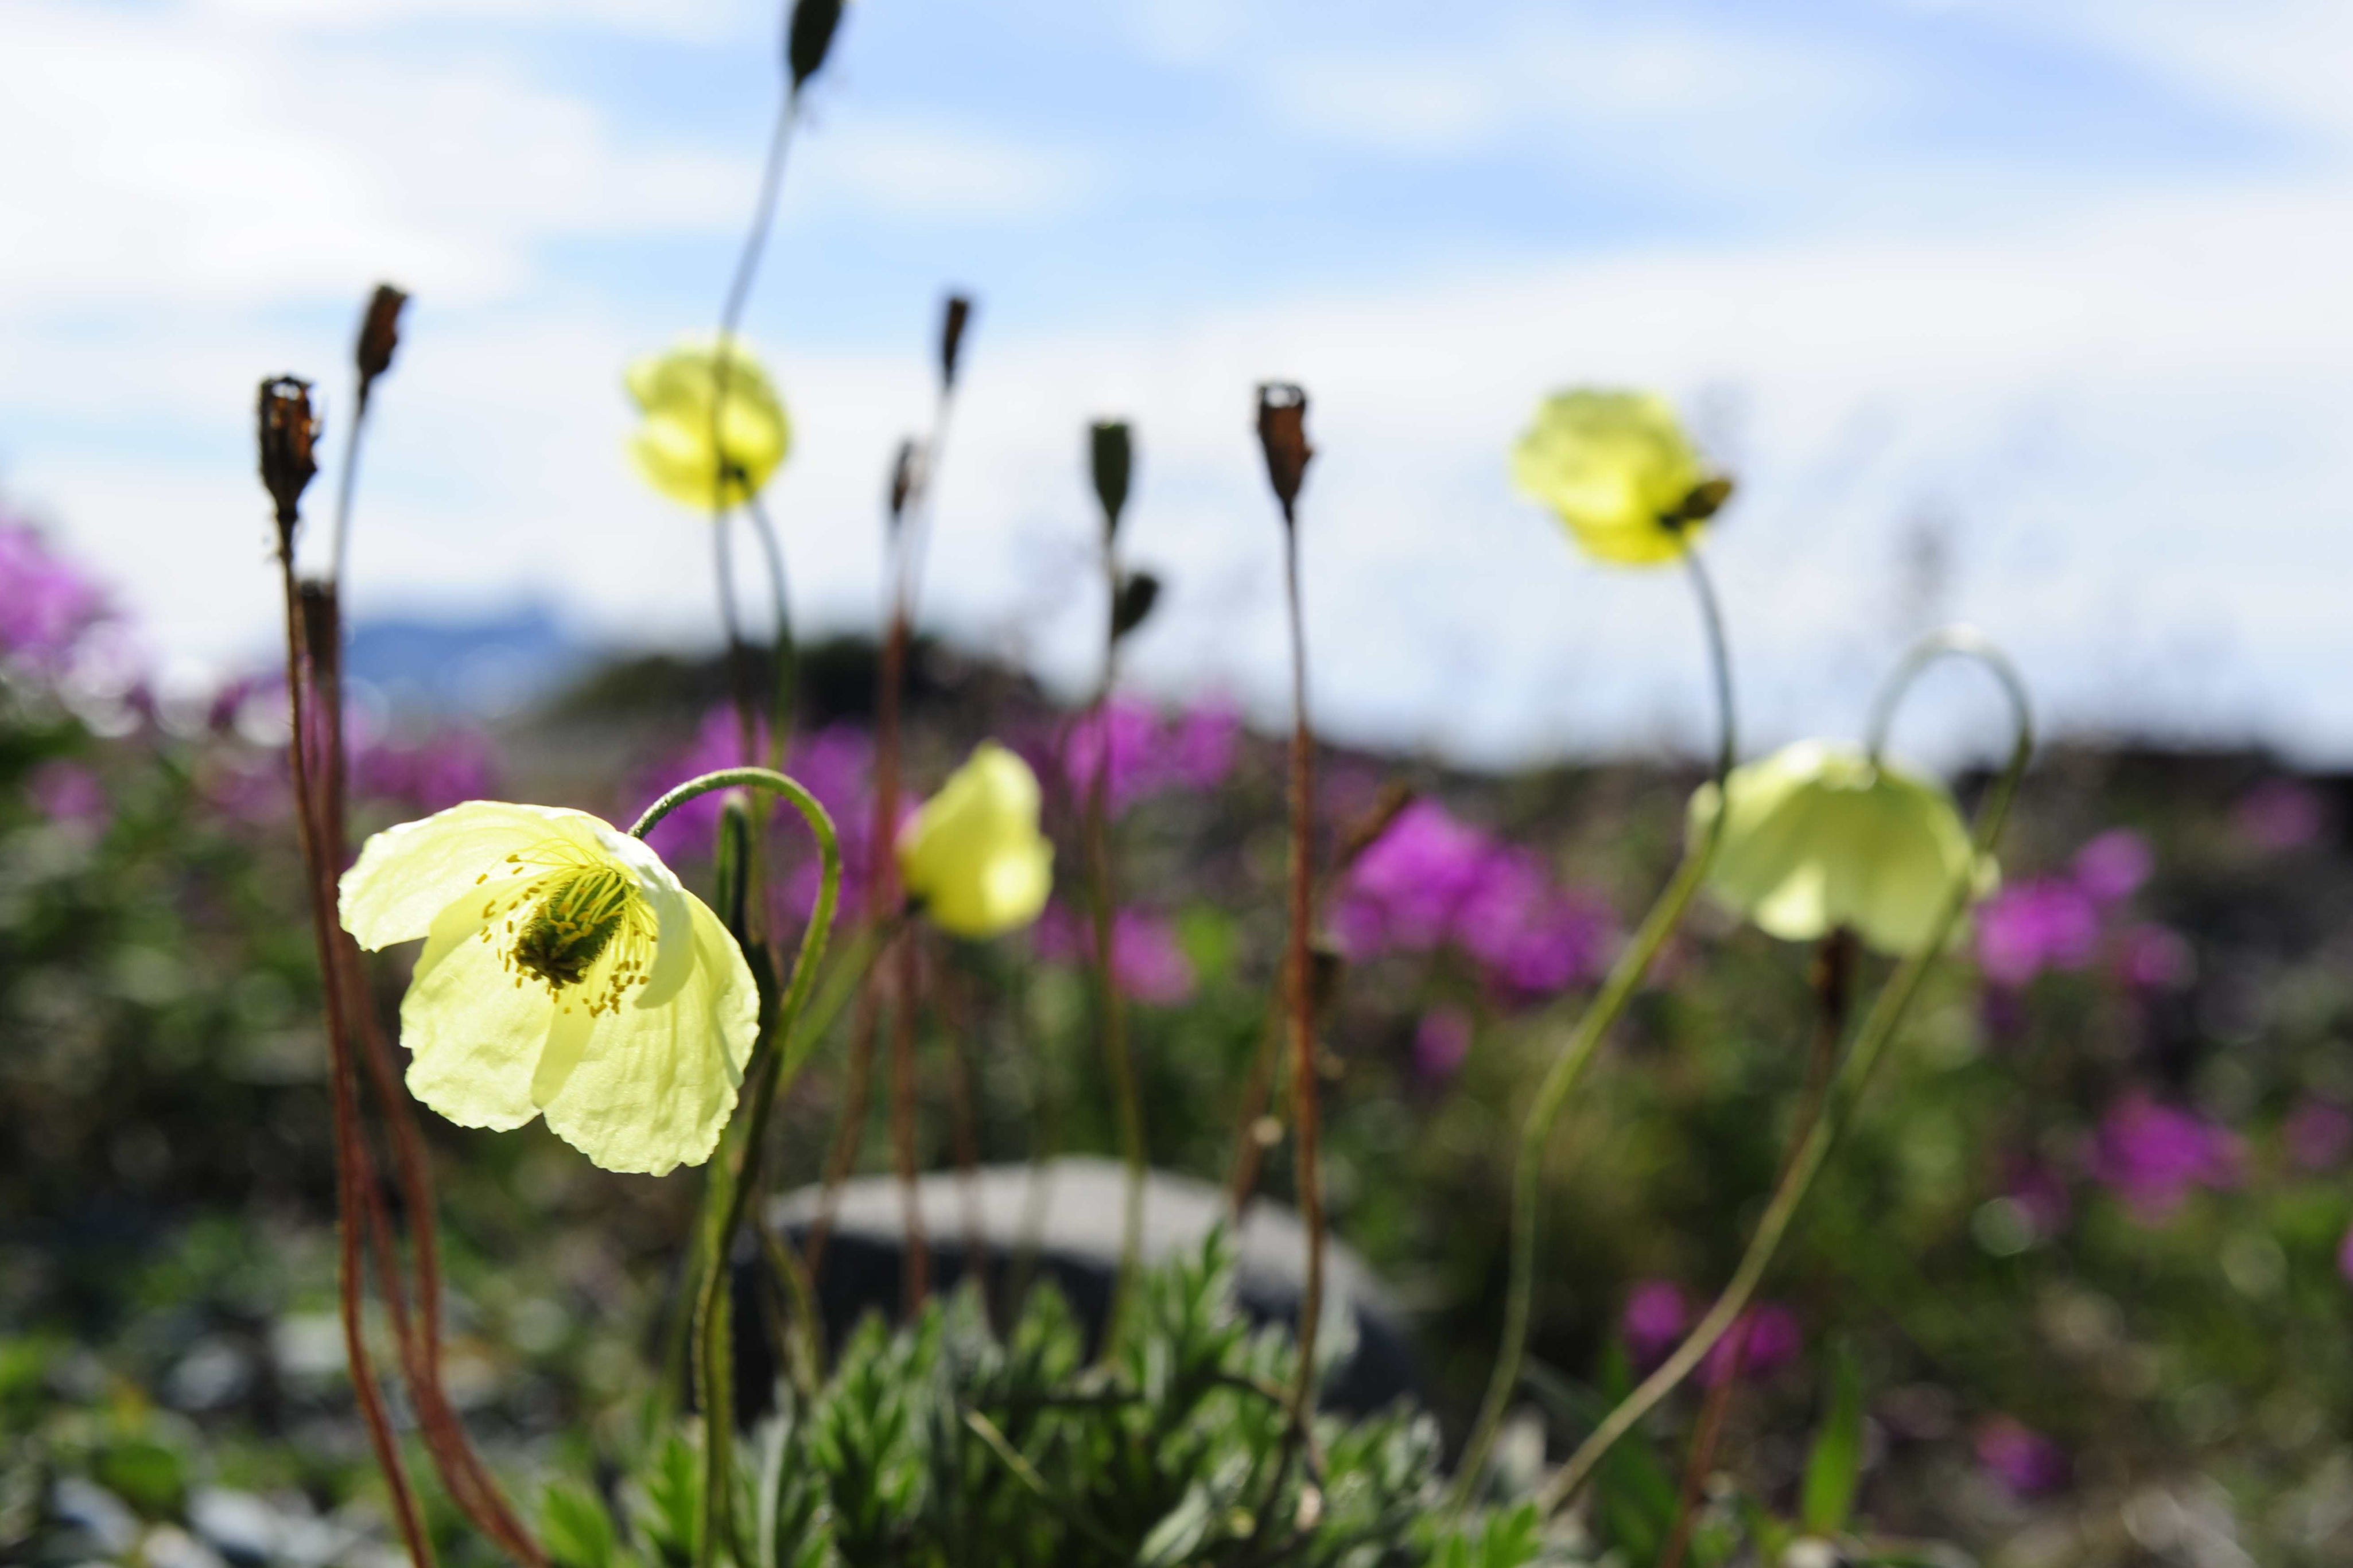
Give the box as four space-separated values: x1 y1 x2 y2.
1449 550 1738 1510
1087 557 1147 1356
632 768 839 1568
1537 629 2033 1515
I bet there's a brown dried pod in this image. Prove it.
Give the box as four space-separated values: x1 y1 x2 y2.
887 438 921 528
1254 382 1313 519
257 376 320 546
355 283 409 396
939 293 974 389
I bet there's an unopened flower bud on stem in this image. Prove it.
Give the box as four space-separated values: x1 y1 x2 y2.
1089 419 1133 538
787 0 845 90
257 375 320 549
354 283 409 403
1254 382 1313 520
938 293 974 390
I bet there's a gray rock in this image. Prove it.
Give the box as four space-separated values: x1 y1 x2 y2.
742 1157 1423 1416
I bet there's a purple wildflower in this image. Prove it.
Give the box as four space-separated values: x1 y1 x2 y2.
1412 1007 1472 1081
0 521 110 675
1700 1302 1802 1388
1621 1280 1688 1370
351 730 498 815
2072 828 2153 906
1333 800 1497 955
1975 1417 2069 1498
2114 924 2194 990
1032 903 1197 1005
2285 1100 2353 1173
2234 779 2328 854
1163 701 1241 791
27 760 107 829
2090 1093 2242 1222
2005 1157 2072 1241
1053 697 1247 812
1452 850 1614 1000
1977 878 2100 989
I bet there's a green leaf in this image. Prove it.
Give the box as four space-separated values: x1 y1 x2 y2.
541 1481 618 1568
1799 1341 1866 1537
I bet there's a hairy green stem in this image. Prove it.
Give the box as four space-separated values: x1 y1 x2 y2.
1538 628 2033 1513
1449 551 1738 1507
633 769 839 1568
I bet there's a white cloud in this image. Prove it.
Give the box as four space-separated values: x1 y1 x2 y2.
0 2 751 310
797 115 1098 224
21 173 2353 770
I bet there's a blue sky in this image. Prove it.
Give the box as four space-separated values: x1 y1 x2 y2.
6 0 2353 765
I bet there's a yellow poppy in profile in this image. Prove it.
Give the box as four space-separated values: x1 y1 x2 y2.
897 742 1054 939
1687 740 1993 956
339 801 756 1176
625 338 791 511
1512 389 1729 566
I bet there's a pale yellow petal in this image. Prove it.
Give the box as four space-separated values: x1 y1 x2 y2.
399 897 559 1131
340 801 603 951
899 742 1054 939
537 895 758 1176
1691 740 1985 956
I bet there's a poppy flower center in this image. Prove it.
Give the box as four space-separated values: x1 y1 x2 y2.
511 867 634 990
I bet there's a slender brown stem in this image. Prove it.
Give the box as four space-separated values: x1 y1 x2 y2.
1086 559 1147 1354
1279 511 1324 1423
277 554 434 1568
1657 1321 1751 1568
1224 991 1288 1221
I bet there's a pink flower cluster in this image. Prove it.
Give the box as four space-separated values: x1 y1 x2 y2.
1038 697 1241 814
350 730 498 815
1032 903 1197 1005
1976 828 2191 992
1975 1416 2069 1498
1333 800 1617 1005
0 520 110 676
2088 1092 2242 1223
1620 1279 1803 1388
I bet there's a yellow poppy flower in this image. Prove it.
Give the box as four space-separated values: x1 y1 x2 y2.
1687 740 1993 956
897 742 1054 939
339 801 756 1176
1512 389 1728 566
625 339 791 511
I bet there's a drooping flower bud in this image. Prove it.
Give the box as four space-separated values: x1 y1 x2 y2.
257 375 321 548
354 283 409 402
1089 419 1133 538
1687 739 1993 956
787 0 845 91
1255 383 1312 520
939 293 974 390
